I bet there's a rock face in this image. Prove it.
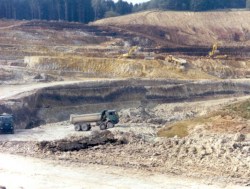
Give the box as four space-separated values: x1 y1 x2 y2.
0 79 250 129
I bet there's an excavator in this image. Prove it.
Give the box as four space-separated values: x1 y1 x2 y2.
208 43 228 59
119 46 139 59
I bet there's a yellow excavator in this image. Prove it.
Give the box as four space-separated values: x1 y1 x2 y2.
208 43 228 59
119 46 138 59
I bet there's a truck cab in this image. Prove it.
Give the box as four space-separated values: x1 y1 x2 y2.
0 113 14 134
102 110 119 124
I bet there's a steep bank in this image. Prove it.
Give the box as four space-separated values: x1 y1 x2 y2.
24 55 215 79
0 79 250 129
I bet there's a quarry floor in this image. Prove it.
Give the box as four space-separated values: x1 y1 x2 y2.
0 93 249 189
1 153 242 189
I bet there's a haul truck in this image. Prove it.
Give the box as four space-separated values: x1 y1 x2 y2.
70 110 119 131
0 113 14 134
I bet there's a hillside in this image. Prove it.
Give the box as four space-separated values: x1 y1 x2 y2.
93 10 250 48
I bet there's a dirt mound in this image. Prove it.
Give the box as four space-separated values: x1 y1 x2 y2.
37 130 119 152
93 10 250 48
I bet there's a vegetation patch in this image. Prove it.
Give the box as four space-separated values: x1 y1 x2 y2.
157 116 210 138
226 99 250 119
158 98 250 138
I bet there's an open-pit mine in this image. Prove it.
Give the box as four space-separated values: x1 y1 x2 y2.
0 10 249 189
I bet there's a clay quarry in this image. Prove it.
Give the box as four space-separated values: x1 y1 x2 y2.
0 10 250 189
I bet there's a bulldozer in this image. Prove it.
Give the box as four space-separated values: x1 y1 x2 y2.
119 46 139 59
167 55 187 65
208 43 228 59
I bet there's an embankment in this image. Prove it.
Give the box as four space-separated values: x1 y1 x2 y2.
0 79 250 129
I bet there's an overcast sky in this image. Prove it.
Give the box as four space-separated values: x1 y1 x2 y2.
114 0 149 4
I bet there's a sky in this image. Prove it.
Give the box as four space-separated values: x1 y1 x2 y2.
114 0 149 4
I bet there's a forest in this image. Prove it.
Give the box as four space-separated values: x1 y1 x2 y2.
0 0 248 23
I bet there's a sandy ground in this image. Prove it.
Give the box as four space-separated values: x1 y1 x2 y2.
0 153 246 189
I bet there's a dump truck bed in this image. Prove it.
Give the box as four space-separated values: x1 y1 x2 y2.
70 113 102 124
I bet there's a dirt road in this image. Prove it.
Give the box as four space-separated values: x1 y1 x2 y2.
0 80 110 100
0 82 77 100
0 21 27 30
0 153 244 189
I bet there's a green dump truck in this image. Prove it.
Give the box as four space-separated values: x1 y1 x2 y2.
70 110 119 131
0 113 14 134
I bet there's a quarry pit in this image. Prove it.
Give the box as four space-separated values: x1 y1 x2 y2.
0 79 250 129
0 11 250 189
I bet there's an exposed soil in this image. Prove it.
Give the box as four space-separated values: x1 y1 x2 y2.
0 96 249 188
0 18 250 81
2 153 238 189
0 10 250 188
93 10 250 47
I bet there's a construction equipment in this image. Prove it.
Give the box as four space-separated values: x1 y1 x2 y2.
119 46 139 59
167 55 187 65
70 110 119 131
208 43 228 59
0 113 14 134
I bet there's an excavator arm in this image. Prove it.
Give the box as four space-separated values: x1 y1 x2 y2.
208 43 228 59
209 43 218 57
119 46 138 59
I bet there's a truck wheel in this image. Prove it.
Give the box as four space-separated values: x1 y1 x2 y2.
99 123 107 130
87 124 91 131
81 124 89 131
107 122 114 129
74 124 81 131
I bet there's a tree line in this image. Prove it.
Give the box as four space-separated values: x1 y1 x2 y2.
0 0 133 23
135 0 246 12
0 0 248 23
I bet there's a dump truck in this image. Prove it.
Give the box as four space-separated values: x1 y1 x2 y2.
70 110 119 131
0 113 14 134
